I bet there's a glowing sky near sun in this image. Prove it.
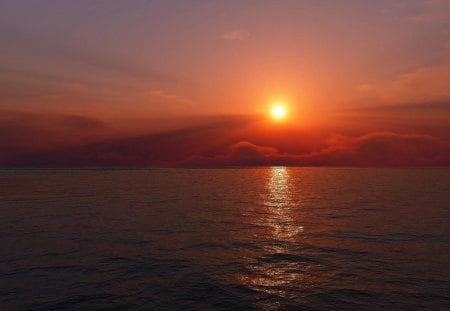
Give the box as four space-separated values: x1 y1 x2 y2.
0 0 449 166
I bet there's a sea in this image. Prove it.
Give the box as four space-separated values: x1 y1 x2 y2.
1 167 449 310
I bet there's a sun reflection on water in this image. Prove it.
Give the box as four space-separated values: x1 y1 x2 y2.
265 167 303 241
267 166 290 208
238 167 308 303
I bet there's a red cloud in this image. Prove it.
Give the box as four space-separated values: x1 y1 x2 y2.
0 109 108 164
305 132 450 166
182 132 450 167
1 110 449 167
183 142 278 166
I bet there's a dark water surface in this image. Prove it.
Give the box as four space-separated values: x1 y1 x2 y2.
1 168 450 310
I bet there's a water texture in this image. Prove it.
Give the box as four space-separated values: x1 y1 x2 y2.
1 168 449 310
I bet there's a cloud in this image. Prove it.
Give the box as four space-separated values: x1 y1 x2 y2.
0 110 109 163
0 23 179 84
350 101 450 113
182 132 450 167
1 111 449 167
222 30 250 41
1 115 258 167
0 69 195 120
403 0 450 23
360 63 450 103
184 141 278 166
60 114 106 130
146 90 194 105
360 12 450 105
307 132 450 166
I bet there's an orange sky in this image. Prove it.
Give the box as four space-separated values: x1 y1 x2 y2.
0 1 449 166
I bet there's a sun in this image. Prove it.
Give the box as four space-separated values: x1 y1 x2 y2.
271 103 287 120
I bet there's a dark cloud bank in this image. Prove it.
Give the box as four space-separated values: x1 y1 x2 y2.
183 133 450 167
1 110 449 167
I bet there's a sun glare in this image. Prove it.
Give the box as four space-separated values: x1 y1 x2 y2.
271 103 287 120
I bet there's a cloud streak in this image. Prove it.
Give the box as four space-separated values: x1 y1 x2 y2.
222 29 250 41
146 90 194 105
360 63 450 103
403 0 450 23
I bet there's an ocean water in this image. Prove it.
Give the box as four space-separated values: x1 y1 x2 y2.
1 167 449 310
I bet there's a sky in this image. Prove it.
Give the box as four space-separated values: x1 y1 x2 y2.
0 0 449 166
